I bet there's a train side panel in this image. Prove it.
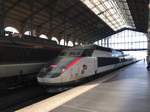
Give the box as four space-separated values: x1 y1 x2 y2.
61 57 96 82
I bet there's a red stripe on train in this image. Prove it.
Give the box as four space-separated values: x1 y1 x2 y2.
66 57 81 69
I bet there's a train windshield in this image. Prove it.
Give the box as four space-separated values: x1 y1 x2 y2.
59 49 93 57
39 57 76 78
59 49 84 57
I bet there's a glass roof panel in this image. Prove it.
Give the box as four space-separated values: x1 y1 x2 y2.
80 0 135 31
97 5 105 11
84 0 94 8
92 7 100 14
92 0 100 5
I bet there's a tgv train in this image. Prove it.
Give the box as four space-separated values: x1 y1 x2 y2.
37 45 135 86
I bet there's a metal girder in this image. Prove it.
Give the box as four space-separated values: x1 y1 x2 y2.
29 0 34 36
42 17 101 42
51 14 100 37
61 27 100 43
53 16 94 32
79 29 101 41
37 12 112 42
48 0 58 38
51 13 98 34
22 0 57 24
5 0 23 15
39 23 108 43
2 0 147 43
6 15 23 22
35 1 110 42
77 26 114 43
51 11 93 30
38 8 100 41
36 1 81 28
127 0 149 33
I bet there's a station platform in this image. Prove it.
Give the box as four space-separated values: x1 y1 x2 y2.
16 61 150 112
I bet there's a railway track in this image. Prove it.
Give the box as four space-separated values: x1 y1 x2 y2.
0 85 51 112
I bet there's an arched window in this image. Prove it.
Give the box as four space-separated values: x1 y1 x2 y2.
75 42 79 45
94 41 98 45
39 34 48 39
60 39 67 46
51 37 59 44
5 26 19 34
68 41 73 47
24 31 31 36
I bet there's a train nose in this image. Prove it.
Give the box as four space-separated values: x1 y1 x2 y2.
37 74 62 85
37 77 51 84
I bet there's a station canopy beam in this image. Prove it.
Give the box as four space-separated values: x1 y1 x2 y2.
1 0 148 43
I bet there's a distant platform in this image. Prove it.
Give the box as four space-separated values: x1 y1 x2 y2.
16 61 150 112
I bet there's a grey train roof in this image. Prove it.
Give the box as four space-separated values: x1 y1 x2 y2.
72 45 116 52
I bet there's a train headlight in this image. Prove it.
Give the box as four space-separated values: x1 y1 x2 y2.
61 68 66 73
50 64 57 68
42 67 47 72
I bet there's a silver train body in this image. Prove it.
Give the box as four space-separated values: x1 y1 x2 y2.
0 62 46 78
0 35 63 88
0 39 63 79
37 45 135 86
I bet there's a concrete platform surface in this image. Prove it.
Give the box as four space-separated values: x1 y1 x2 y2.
16 61 150 112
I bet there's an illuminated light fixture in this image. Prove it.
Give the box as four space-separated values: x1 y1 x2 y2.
80 0 135 31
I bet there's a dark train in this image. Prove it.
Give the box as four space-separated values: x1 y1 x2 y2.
0 34 64 88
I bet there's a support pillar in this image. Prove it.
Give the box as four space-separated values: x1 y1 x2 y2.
97 38 100 46
35 26 41 37
58 38 61 45
29 1 34 36
104 38 107 47
64 37 66 46
72 39 76 46
65 37 69 46
107 37 109 48
20 23 25 36
147 2 150 64
101 39 103 46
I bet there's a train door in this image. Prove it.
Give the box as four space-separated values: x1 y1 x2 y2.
80 57 96 77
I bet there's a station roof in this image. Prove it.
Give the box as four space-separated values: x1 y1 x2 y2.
2 0 149 43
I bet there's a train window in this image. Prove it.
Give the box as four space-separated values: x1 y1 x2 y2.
59 51 68 56
112 50 123 57
97 57 120 67
82 49 93 56
68 51 82 56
